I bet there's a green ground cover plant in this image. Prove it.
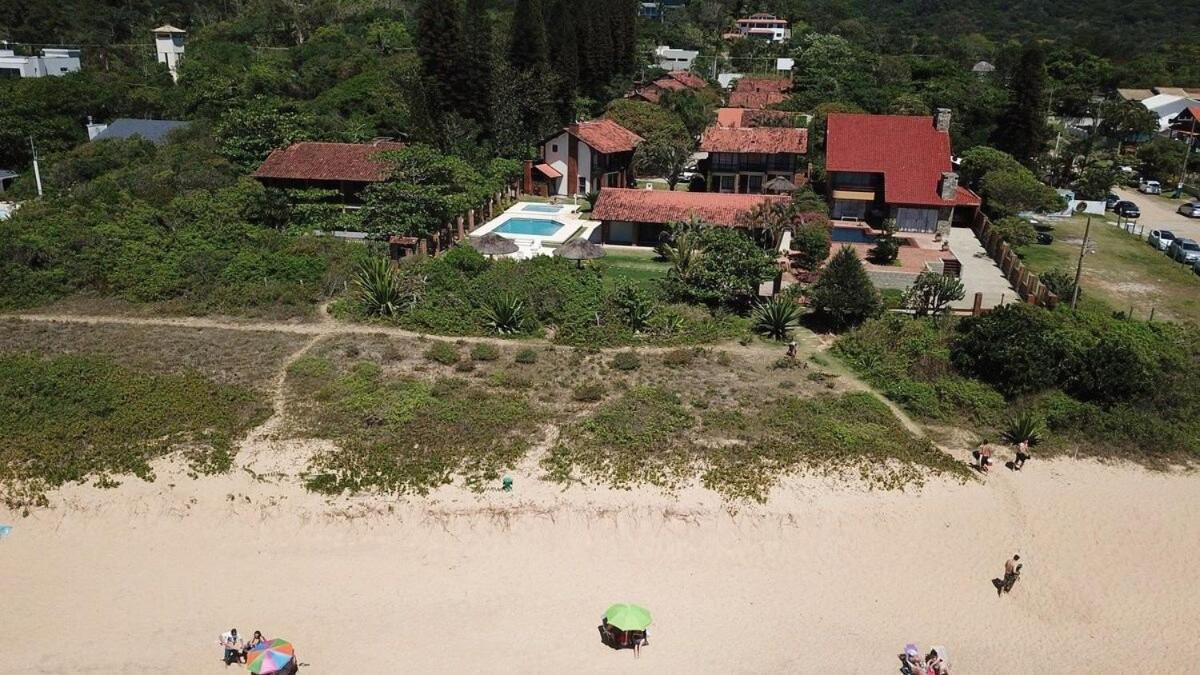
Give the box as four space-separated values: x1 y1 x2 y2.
292 360 542 495
0 354 268 508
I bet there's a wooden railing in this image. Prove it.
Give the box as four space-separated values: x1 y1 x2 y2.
971 211 1059 308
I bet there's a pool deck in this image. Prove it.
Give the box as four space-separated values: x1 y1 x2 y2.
469 202 598 256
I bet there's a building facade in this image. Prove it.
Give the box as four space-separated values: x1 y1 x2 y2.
699 126 807 194
531 119 643 197
734 14 791 42
591 188 788 246
253 140 406 206
0 48 81 78
153 25 187 82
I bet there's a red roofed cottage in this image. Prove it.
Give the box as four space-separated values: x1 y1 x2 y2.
591 188 788 246
253 139 406 204
825 109 980 234
698 125 808 193
527 119 643 197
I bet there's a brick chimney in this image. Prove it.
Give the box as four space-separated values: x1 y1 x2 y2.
522 159 534 195
934 108 952 132
940 171 959 201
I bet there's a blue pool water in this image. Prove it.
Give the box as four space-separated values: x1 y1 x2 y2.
494 218 566 237
521 203 565 213
831 227 875 243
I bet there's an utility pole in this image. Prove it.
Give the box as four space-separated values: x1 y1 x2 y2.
1071 214 1091 310
29 136 43 198
1174 116 1196 199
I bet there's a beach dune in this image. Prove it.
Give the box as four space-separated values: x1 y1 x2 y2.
2 458 1198 673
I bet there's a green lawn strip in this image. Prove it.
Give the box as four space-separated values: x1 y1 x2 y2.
0 354 269 507
292 359 543 495
543 385 968 501
595 250 671 286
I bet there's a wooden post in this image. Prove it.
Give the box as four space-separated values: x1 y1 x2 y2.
418 238 428 255
456 215 465 240
972 292 983 316
488 199 494 219
468 209 475 232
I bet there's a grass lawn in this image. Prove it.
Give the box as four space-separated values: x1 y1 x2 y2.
595 248 672 286
1017 214 1200 322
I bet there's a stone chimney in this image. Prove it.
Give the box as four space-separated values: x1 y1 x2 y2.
940 171 959 201
934 108 952 132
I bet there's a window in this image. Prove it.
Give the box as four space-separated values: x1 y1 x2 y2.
551 144 559 153
717 175 735 193
578 176 587 194
747 175 764 193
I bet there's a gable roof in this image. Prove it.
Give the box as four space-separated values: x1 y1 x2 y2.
715 107 797 128
1117 88 1154 102
92 118 190 145
728 76 791 109
592 188 788 227
663 70 708 90
825 113 979 208
253 141 407 182
700 126 807 154
152 24 186 33
568 119 643 154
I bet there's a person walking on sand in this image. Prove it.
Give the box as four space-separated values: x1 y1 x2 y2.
1002 554 1021 594
219 628 242 666
1014 440 1031 470
975 442 993 473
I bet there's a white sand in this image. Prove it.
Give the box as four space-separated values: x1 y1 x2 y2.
3 457 1198 674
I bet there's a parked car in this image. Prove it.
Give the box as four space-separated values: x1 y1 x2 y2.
1113 201 1141 218
1148 229 1177 251
1139 180 1162 194
1104 193 1120 210
1036 231 1054 245
1168 238 1200 264
1177 202 1200 218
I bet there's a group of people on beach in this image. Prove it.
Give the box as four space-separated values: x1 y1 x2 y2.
973 440 1032 473
899 644 950 674
218 628 266 666
598 618 649 658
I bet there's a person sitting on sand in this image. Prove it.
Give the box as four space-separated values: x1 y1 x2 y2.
1003 554 1022 593
242 630 265 659
219 628 242 666
925 648 948 674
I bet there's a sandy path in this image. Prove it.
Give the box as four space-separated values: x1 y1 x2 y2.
2 458 1198 674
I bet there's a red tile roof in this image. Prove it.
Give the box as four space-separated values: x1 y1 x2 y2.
734 76 791 93
728 90 787 109
826 113 979 208
700 126 808 154
715 108 795 128
663 70 709 90
569 119 644 154
592 188 789 227
628 86 663 103
254 141 406 182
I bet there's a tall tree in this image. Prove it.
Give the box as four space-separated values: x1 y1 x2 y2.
991 43 1049 168
416 0 469 119
509 0 548 74
809 246 881 331
546 0 579 124
462 0 495 128
580 1 614 96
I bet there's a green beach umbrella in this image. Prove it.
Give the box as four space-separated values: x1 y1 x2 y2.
604 603 652 631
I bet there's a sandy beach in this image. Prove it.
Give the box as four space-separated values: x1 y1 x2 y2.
3 454 1198 674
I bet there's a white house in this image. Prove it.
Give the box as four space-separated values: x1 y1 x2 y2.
0 48 81 78
654 46 699 72
525 119 643 197
735 14 791 42
153 25 186 82
1141 94 1199 132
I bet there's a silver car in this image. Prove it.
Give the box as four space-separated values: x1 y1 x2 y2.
1169 238 1200 264
1178 202 1200 218
1148 229 1176 251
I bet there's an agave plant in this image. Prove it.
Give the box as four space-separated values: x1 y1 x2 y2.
752 296 801 341
1002 411 1046 446
482 293 526 334
354 256 404 317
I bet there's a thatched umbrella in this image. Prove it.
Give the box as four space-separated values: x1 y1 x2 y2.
470 232 519 258
553 238 606 267
763 176 798 194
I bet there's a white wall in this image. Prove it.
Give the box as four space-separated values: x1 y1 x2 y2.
543 131 569 196
577 143 593 195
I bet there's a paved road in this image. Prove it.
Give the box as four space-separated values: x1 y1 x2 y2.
1112 187 1200 239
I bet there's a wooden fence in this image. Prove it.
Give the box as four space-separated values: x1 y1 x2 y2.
389 180 521 258
971 211 1060 308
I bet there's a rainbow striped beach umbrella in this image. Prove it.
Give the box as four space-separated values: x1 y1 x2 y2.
246 639 295 674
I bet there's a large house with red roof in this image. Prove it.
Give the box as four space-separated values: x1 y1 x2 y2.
590 188 788 246
253 139 405 205
825 109 980 234
727 76 791 110
698 125 808 194
627 70 711 104
527 119 643 197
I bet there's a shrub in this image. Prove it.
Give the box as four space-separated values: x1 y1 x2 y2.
867 220 900 264
951 304 1077 398
993 216 1038 248
470 343 501 361
1038 268 1076 302
440 244 489 275
425 342 460 365
610 351 641 371
752 296 801 341
482 293 526 334
664 227 777 309
809 246 881 331
572 382 606 402
354 256 405 317
903 271 966 317
662 348 695 367
790 221 832 271
454 360 476 372
514 347 538 364
612 281 657 332
1003 411 1046 445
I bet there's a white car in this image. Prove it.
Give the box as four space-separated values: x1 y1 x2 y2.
1148 229 1177 251
1139 180 1162 195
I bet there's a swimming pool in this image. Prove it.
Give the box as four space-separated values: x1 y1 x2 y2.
521 204 566 214
494 217 568 237
831 226 875 243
